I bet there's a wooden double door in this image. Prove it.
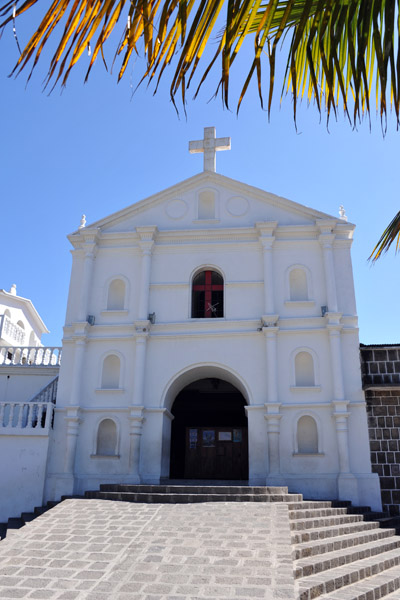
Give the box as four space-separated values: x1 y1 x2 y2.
184 426 248 480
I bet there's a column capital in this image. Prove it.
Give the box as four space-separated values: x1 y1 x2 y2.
77 230 100 258
129 406 144 419
332 400 349 413
264 402 281 414
71 322 90 340
64 406 81 428
136 225 158 242
129 406 145 432
139 240 155 256
316 218 337 235
256 221 278 239
262 315 279 331
134 320 151 336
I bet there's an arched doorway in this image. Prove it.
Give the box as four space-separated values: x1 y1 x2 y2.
169 378 248 480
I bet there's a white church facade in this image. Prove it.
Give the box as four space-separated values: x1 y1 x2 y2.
0 128 383 520
40 127 381 511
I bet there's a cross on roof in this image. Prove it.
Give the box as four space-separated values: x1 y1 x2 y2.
189 127 231 173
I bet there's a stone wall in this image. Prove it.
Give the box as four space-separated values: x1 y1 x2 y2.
360 344 400 516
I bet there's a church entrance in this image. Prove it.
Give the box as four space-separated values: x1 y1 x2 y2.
169 378 248 480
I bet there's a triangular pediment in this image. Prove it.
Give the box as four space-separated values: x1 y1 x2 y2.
70 172 348 237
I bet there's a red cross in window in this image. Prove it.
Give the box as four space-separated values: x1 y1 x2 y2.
193 271 223 317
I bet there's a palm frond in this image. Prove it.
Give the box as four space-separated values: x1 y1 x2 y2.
1 1 400 127
369 210 400 261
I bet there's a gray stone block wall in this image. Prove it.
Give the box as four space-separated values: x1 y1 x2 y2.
360 345 400 516
360 345 400 387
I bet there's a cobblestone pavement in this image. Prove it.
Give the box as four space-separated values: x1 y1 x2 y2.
0 499 296 600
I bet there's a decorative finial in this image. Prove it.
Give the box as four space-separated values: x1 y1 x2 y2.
79 214 87 229
10 284 17 296
189 127 231 173
339 205 347 221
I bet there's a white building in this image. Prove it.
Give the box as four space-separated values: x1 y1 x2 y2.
0 128 382 523
0 286 60 522
0 284 48 350
42 127 381 511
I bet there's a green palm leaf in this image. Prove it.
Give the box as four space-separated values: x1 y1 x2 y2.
1 0 399 126
1 0 399 258
369 211 400 261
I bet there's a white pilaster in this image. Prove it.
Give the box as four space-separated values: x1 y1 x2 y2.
264 326 279 404
130 322 150 480
132 327 149 406
136 226 157 321
264 406 282 476
256 222 278 316
328 320 359 504
318 220 338 313
69 327 88 406
77 231 98 322
129 406 144 482
64 406 81 474
262 322 282 481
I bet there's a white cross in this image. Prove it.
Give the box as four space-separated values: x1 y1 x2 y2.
189 127 231 172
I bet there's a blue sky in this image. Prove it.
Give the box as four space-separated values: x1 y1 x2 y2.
0 8 399 347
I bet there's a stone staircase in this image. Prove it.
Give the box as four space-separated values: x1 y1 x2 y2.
86 483 400 599
0 496 80 540
289 499 400 599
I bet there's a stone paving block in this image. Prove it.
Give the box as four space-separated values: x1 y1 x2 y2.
28 591 59 599
0 589 31 598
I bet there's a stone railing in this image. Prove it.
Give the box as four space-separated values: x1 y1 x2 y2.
0 315 26 345
0 346 62 367
0 401 54 431
29 376 59 405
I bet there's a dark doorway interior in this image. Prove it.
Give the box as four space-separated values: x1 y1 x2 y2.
170 378 248 479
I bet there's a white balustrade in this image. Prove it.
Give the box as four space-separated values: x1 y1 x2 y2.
0 315 26 345
0 346 62 366
0 401 54 431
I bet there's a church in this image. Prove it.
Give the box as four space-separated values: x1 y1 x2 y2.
1 127 383 516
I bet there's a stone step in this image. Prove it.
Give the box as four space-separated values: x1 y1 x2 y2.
289 507 349 520
315 564 400 600
20 512 37 523
290 513 365 531
294 527 396 560
291 520 381 544
378 584 400 600
295 536 400 579
86 490 302 503
6 517 26 531
297 547 400 600
98 484 291 495
287 501 334 510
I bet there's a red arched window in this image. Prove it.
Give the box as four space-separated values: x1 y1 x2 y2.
192 271 224 318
